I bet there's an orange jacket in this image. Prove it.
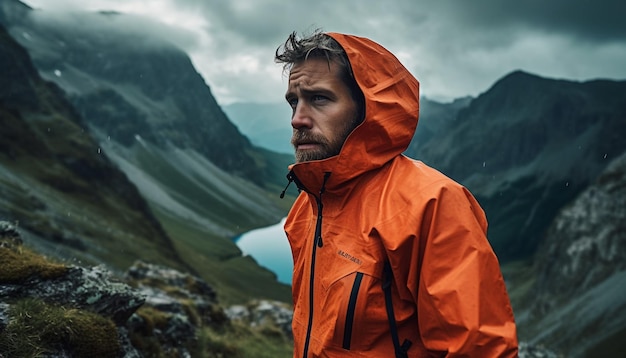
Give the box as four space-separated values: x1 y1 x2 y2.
284 32 518 357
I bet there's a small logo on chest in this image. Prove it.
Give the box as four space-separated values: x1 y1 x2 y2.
337 250 362 265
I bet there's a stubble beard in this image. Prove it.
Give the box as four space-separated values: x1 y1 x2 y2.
291 119 358 163
291 131 337 163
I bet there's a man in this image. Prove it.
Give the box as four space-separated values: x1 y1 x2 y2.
276 31 518 357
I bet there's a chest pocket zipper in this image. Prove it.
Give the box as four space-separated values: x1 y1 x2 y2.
342 272 364 350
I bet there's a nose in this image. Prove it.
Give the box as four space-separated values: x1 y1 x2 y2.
291 102 312 129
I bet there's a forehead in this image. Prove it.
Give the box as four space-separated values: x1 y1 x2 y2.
287 57 342 88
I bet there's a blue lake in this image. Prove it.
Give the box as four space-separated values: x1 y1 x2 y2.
235 217 293 285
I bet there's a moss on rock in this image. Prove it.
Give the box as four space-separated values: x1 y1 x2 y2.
0 246 68 284
0 298 121 357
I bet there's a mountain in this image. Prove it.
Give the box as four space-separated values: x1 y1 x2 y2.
0 22 184 271
0 0 293 304
408 70 626 261
407 96 473 154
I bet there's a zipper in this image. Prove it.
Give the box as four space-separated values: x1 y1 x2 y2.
343 272 364 350
302 172 331 358
280 170 302 198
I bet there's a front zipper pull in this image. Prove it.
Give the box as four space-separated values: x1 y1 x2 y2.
316 172 331 247
280 179 293 199
280 171 296 199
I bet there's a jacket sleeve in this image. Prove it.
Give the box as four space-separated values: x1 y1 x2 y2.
415 182 518 357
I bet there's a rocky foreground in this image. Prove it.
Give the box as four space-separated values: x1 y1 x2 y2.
0 221 292 357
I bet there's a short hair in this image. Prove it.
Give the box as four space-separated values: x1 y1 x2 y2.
275 30 365 123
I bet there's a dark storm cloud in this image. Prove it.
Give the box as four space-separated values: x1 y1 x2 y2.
429 0 626 43
20 0 626 103
175 0 626 45
155 0 626 103
172 0 426 48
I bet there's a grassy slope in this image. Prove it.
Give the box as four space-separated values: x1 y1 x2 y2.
152 207 292 305
95 129 298 305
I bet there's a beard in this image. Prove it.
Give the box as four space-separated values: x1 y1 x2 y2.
291 119 358 163
291 131 339 163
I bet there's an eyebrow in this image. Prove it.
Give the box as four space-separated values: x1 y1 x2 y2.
285 86 334 100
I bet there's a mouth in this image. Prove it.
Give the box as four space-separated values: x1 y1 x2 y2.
292 130 324 151
294 142 319 150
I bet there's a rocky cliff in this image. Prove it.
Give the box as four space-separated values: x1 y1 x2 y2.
516 152 626 357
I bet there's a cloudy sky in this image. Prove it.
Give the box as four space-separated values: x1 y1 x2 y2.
22 0 626 106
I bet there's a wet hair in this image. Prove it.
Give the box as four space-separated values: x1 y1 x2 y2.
275 30 365 124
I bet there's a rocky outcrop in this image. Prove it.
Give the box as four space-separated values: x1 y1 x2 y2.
533 152 626 312
0 221 141 357
0 263 144 325
0 221 293 357
518 152 626 357
226 299 294 340
124 261 225 357
518 342 562 358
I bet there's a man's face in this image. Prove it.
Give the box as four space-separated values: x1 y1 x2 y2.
286 57 359 163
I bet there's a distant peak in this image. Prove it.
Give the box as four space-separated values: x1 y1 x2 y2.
501 70 544 82
484 70 553 95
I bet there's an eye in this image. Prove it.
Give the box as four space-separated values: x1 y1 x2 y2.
311 94 329 103
286 97 298 109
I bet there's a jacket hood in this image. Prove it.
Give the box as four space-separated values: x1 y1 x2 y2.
290 32 420 193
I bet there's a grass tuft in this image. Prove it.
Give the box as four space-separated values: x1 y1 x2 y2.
0 246 69 284
0 298 120 357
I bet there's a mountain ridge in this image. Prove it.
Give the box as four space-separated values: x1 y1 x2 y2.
408 69 626 260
